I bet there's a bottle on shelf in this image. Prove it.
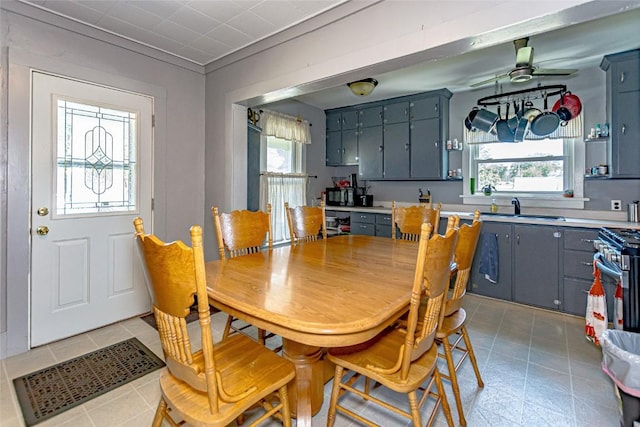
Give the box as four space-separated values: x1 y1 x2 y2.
490 199 498 213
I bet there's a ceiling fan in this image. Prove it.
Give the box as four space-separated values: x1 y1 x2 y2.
470 37 578 88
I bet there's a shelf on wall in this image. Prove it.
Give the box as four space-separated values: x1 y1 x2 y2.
584 174 610 179
584 137 609 142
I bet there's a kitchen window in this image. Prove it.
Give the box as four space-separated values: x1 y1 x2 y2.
470 138 573 193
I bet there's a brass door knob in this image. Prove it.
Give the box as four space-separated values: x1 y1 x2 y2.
37 207 49 216
36 226 49 236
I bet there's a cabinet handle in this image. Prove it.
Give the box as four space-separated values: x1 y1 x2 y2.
343 148 346 154
434 104 438 112
434 140 438 148
580 261 594 266
379 145 383 152
405 143 409 151
516 234 520 245
622 124 626 135
505 234 509 240
620 71 625 83
580 239 594 243
360 215 366 219
404 108 408 116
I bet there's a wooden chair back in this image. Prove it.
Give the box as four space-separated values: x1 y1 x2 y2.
134 218 220 406
445 215 460 233
400 224 458 380
212 204 272 259
391 201 442 241
444 211 482 317
285 200 326 244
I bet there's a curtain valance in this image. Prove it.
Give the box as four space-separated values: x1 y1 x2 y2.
260 109 312 144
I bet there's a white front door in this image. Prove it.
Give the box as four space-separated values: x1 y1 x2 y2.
30 72 153 347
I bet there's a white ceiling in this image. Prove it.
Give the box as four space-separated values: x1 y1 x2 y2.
20 0 347 65
16 0 640 110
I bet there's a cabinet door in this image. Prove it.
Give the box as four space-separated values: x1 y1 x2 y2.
358 126 383 179
360 106 383 128
326 111 342 132
614 58 640 93
342 129 359 165
341 110 359 130
564 228 598 251
470 222 512 300
326 131 342 166
410 97 439 120
513 225 560 310
375 224 392 238
611 90 640 178
410 118 441 179
384 101 409 124
383 122 410 179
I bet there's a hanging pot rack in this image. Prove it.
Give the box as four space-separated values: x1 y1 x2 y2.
476 84 567 107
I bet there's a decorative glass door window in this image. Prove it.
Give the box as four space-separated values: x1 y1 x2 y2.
55 99 138 216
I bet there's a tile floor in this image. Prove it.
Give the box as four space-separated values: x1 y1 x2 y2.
0 294 621 426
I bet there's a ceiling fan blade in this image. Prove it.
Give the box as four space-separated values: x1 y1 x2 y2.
532 68 578 76
470 73 509 88
515 46 534 67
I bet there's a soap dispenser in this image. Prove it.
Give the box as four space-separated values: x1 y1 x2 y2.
490 198 498 213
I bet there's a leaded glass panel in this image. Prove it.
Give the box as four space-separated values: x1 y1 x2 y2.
55 99 137 215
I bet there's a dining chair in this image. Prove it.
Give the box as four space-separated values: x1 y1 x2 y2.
285 200 326 245
391 201 442 241
326 223 458 427
133 218 295 427
212 204 275 347
436 210 484 426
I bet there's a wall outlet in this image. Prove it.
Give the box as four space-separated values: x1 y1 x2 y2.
611 200 622 211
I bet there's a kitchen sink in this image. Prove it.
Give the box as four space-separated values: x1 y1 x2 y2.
479 212 566 221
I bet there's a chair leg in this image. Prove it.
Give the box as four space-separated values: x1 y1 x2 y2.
258 328 266 346
278 384 291 427
327 365 344 427
407 390 422 427
152 397 167 427
442 337 466 426
223 315 233 339
434 368 455 427
461 325 484 388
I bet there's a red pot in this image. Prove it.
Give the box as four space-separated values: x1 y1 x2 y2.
552 91 582 121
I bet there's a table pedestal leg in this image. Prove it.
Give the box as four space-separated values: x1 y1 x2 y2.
282 339 325 427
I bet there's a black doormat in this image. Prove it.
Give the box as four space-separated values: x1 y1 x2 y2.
13 337 165 426
140 302 217 330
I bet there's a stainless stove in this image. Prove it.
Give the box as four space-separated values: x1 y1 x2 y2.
594 227 640 331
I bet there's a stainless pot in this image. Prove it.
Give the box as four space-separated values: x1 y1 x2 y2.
471 108 499 133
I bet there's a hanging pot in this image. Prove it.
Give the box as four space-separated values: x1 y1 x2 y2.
530 94 560 137
470 108 498 133
507 101 521 132
513 116 530 142
495 104 515 142
465 107 479 132
552 91 582 121
522 100 542 123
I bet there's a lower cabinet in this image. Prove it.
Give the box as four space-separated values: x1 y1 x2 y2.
513 224 562 310
470 222 513 300
351 212 392 237
560 228 617 319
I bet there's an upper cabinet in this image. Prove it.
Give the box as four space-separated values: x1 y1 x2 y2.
325 110 359 166
325 89 452 180
600 49 640 179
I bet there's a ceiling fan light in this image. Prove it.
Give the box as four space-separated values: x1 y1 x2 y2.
509 68 533 83
347 78 378 96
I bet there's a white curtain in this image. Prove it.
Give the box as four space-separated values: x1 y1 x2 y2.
260 172 307 243
261 109 312 144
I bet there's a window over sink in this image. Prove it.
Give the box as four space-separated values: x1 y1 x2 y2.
466 137 585 208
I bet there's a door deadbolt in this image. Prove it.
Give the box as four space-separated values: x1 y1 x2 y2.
37 207 49 216
36 226 49 236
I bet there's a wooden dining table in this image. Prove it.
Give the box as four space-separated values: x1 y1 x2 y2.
205 234 420 427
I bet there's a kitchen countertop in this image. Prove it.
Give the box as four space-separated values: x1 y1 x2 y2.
326 205 640 230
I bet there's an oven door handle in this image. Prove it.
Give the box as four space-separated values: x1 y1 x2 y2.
593 252 622 279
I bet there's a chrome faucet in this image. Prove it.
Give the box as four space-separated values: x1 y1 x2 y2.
512 197 521 215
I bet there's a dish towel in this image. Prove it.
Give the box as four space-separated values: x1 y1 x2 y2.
478 232 499 283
